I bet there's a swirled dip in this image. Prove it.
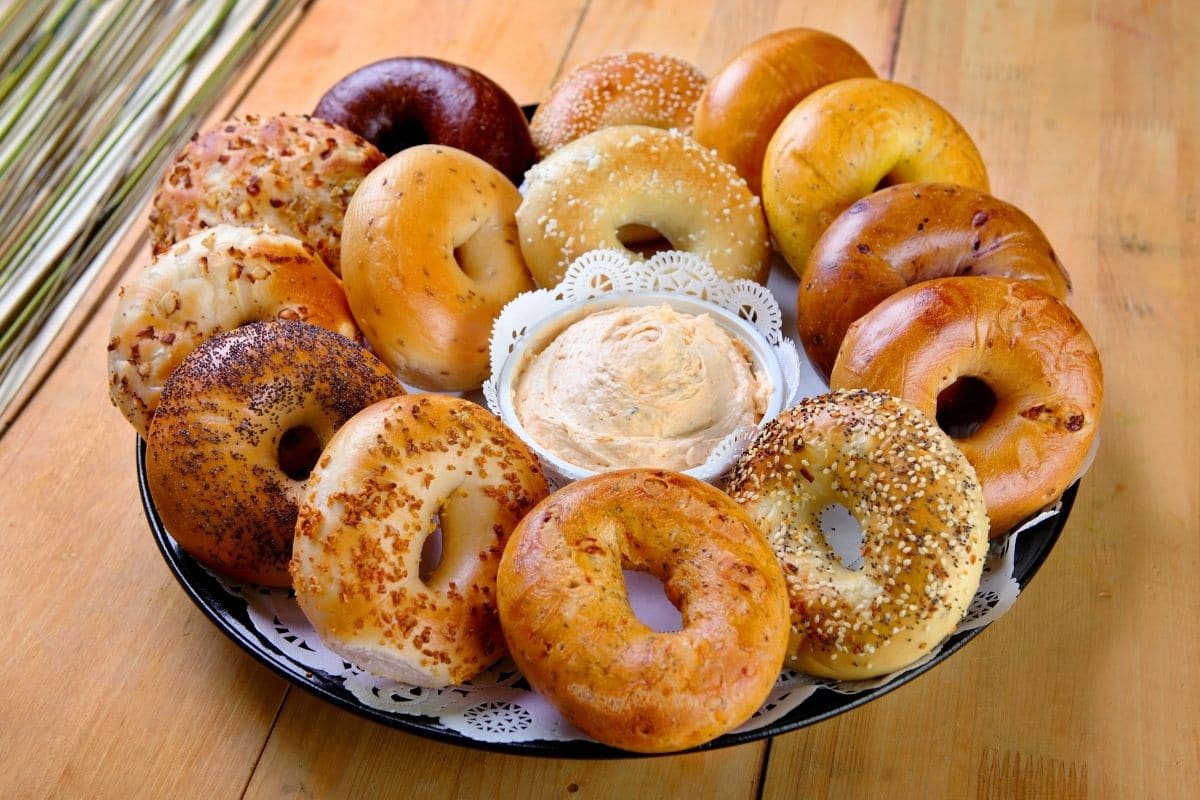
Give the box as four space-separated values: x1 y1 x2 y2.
513 305 769 471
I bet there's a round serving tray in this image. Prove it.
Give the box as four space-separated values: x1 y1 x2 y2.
138 436 1076 758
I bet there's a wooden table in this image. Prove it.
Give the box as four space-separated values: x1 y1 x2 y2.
2 1 1196 797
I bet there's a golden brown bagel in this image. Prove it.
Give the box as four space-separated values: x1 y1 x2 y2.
146 321 403 586
517 125 770 287
800 183 1072 379
108 224 358 437
291 394 548 687
497 469 789 753
763 78 989 275
340 145 535 390
728 390 989 679
530 52 706 159
692 28 876 195
830 278 1102 536
149 113 384 275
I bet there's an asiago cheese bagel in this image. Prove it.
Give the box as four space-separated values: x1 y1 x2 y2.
516 125 770 287
728 390 989 680
108 224 358 437
291 394 549 687
763 78 990 275
340 144 535 391
497 469 790 753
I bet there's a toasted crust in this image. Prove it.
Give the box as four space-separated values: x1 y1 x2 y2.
799 182 1072 378
291 395 548 687
530 52 707 159
830 278 1103 535
497 469 790 753
692 28 876 195
145 321 403 587
728 390 989 679
763 78 989 275
149 113 384 275
340 145 535 391
108 224 358 437
517 125 770 287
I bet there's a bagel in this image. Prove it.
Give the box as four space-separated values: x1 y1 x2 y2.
340 144 535 391
830 277 1102 535
762 78 989 275
149 113 384 275
530 52 707 158
146 321 403 586
692 28 876 194
516 125 770 287
800 183 1071 379
314 57 535 184
291 394 549 687
728 390 989 679
108 224 358 437
497 469 789 753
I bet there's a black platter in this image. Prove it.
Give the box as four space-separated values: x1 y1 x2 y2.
138 437 1076 758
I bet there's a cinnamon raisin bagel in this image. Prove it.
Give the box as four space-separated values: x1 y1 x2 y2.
314 57 535 184
763 78 989 275
340 144 535 391
108 224 358 437
692 28 876 195
830 277 1102 535
146 321 403 586
497 469 790 753
149 114 383 275
800 183 1071 379
728 390 989 679
291 394 549 687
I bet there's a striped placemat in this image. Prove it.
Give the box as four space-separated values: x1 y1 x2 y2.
0 0 305 429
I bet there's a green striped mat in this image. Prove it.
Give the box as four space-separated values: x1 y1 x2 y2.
0 0 304 429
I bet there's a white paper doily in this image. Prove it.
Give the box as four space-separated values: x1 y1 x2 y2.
482 249 804 486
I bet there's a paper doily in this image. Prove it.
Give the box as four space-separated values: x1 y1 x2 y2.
482 249 804 486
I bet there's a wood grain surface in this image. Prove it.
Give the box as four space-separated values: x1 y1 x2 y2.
0 1 1196 798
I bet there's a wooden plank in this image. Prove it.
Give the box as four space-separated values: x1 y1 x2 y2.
762 1 1200 797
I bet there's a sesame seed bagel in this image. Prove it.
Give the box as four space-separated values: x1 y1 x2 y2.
149 113 384 275
291 395 549 688
692 28 876 195
800 183 1072 379
108 224 358 438
727 390 989 680
830 278 1102 536
530 52 707 159
517 125 770 287
497 469 790 753
763 78 990 276
146 321 403 587
340 144 535 391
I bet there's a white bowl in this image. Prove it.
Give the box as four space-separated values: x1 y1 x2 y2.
494 291 787 485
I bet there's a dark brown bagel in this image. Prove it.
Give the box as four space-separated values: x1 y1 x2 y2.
314 57 535 184
799 182 1072 379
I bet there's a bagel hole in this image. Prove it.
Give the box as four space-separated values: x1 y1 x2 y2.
821 504 865 571
277 426 323 481
937 376 998 439
617 224 674 258
419 512 444 583
380 116 429 154
623 570 683 633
